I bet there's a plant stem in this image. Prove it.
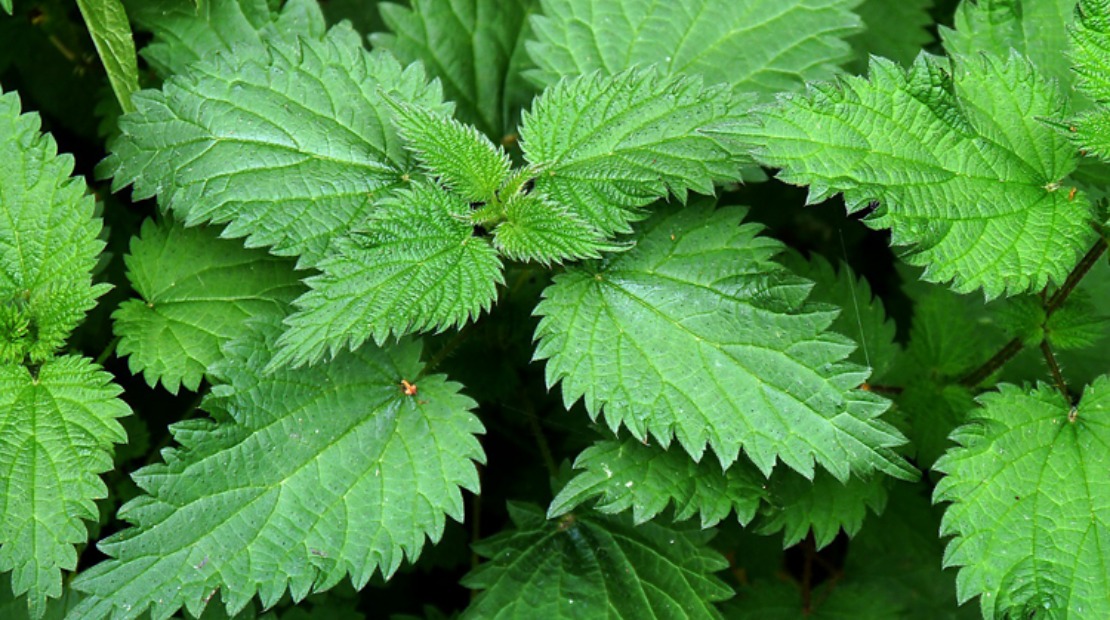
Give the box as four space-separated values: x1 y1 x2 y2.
1047 237 1107 315
959 337 1023 388
417 323 475 379
959 237 1107 387
94 335 121 367
1040 340 1070 402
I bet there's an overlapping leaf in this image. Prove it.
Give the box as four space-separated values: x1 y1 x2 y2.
519 68 746 235
1067 0 1110 161
462 503 732 619
372 0 537 138
934 378 1110 618
780 252 899 380
0 358 130 619
103 25 448 265
492 193 614 265
113 218 305 393
0 90 109 364
757 470 887 549
549 438 765 528
740 52 1095 297
125 0 327 78
526 0 861 97
942 0 1077 99
534 204 915 481
71 322 485 620
273 182 503 368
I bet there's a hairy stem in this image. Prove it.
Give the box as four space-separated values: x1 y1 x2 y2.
1041 340 1070 402
959 237 1107 387
93 335 120 367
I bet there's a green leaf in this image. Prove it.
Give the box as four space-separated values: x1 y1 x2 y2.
934 378 1110 618
127 0 327 78
113 217 305 394
548 438 765 528
103 25 449 266
534 204 915 481
1067 0 1110 161
844 482 976 620
779 252 899 381
75 0 140 113
520 68 746 235
0 89 109 364
0 579 83 620
372 0 537 139
71 321 485 620
461 503 732 619
388 98 511 203
741 52 1095 298
757 469 887 550
492 192 615 265
0 357 130 619
942 0 1078 103
526 0 861 98
0 0 10 15
274 182 503 369
846 0 934 73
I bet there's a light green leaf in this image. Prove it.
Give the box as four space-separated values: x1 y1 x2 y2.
71 321 485 620
779 251 899 381
492 193 615 265
942 0 1078 103
274 182 503 369
533 204 915 481
0 0 10 15
372 0 537 139
757 470 887 549
462 503 732 619
1067 0 1110 161
741 52 1095 298
0 89 109 364
520 68 746 235
127 0 327 78
934 378 1110 618
103 25 448 266
113 217 305 394
549 438 766 528
526 0 861 98
0 357 130 619
75 0 140 113
846 0 934 73
388 98 511 203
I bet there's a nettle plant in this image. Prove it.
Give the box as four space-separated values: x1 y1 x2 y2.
3 0 1110 618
